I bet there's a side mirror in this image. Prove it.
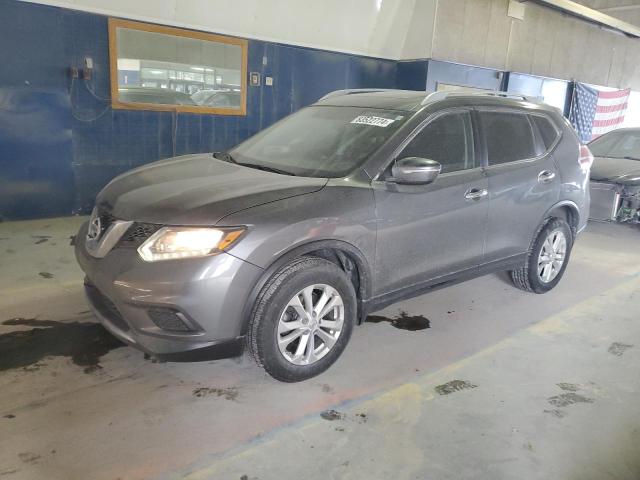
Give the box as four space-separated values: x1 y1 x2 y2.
391 157 442 185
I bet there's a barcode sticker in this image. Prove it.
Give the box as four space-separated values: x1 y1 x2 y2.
350 115 396 127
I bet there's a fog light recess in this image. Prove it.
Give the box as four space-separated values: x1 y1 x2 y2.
147 307 192 332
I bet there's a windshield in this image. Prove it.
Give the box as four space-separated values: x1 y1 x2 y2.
230 106 408 177
589 130 640 160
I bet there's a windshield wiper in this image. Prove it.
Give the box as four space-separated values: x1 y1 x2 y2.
237 163 295 176
214 151 295 175
623 156 640 161
212 151 237 163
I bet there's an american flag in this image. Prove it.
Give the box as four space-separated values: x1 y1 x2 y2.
569 82 631 143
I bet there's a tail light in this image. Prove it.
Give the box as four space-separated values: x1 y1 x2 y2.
579 145 594 172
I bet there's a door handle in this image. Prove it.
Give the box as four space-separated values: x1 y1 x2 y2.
464 188 488 201
538 170 556 183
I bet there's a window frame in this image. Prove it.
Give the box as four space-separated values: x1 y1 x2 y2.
378 107 480 180
477 107 546 168
529 113 563 156
108 18 248 116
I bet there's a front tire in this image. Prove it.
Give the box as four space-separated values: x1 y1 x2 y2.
247 256 356 382
511 218 573 294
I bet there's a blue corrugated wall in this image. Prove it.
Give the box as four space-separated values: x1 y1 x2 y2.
0 1 573 220
0 0 398 219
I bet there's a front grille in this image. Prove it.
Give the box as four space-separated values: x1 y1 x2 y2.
117 223 162 248
85 283 130 332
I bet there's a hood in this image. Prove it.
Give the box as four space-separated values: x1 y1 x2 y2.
590 156 640 186
96 154 328 224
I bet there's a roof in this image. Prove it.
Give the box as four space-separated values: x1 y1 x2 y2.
315 89 427 111
315 88 556 114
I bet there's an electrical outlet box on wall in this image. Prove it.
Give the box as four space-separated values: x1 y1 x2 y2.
508 0 526 20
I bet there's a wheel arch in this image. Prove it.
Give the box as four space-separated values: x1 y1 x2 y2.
240 239 374 335
541 200 580 236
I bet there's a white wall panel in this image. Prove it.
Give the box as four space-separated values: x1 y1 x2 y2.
21 0 417 59
400 0 436 60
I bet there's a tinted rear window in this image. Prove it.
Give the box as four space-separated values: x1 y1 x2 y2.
532 115 560 150
480 112 537 165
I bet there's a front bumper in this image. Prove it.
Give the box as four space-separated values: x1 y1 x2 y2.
75 221 264 359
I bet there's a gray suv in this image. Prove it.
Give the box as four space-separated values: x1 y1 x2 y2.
75 89 589 382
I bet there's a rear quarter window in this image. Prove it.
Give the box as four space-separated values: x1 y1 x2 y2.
480 111 537 165
531 115 561 151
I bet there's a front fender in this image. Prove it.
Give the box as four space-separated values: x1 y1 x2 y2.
217 182 377 332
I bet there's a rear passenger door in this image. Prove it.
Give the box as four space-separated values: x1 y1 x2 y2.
480 110 561 265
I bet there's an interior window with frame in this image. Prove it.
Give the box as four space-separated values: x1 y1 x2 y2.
398 110 476 174
108 18 248 115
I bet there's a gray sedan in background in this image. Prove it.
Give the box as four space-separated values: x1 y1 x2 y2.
75 89 589 382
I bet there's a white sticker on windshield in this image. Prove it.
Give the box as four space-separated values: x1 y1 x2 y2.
351 115 396 127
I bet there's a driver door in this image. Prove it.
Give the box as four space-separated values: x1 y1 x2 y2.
372 109 489 297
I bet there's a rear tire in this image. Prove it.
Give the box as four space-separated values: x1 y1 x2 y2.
247 256 356 382
511 218 573 294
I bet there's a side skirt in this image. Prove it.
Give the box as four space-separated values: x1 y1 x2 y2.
360 253 527 320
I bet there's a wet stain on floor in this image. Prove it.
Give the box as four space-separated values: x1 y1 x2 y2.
355 413 368 423
435 380 478 396
18 452 41 465
608 342 633 356
320 410 368 424
547 392 594 408
365 310 431 331
0 318 124 374
320 409 344 421
3 318 60 327
557 383 580 392
192 387 239 401
544 409 568 418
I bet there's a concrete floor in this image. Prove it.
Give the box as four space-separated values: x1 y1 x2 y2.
0 217 639 480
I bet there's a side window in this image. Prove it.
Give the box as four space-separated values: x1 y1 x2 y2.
531 115 560 151
399 111 476 174
480 112 537 165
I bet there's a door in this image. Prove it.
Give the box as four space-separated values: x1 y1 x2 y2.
479 110 561 263
372 109 489 297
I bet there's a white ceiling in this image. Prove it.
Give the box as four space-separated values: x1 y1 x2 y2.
575 0 640 27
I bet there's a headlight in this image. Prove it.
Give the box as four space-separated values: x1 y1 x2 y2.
138 226 245 262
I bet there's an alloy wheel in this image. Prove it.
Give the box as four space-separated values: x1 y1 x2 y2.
277 284 344 366
537 229 567 283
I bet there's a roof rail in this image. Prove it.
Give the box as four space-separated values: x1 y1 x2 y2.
318 89 398 101
421 90 541 105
